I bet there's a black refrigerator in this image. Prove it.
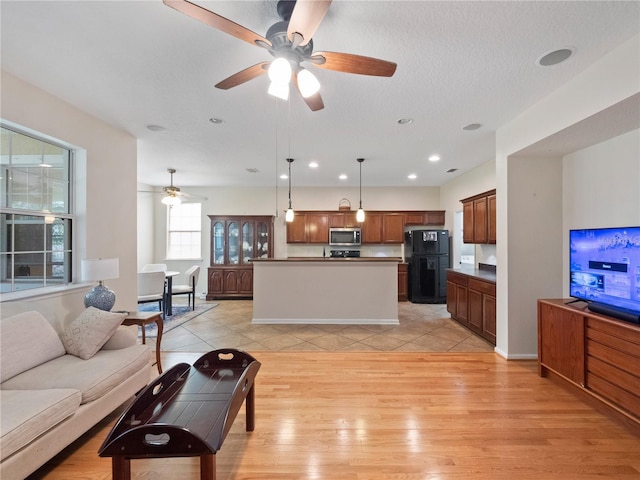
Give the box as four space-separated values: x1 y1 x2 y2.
406 229 450 303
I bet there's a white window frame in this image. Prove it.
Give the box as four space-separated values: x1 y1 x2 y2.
166 202 202 260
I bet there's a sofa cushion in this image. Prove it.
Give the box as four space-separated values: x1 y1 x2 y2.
0 389 81 462
0 311 66 383
60 307 126 360
1 345 151 404
101 325 138 350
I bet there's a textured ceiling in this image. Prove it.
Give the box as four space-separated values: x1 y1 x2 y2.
1 1 638 190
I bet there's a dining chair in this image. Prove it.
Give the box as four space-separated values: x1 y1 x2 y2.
137 271 166 318
170 265 200 310
140 263 168 273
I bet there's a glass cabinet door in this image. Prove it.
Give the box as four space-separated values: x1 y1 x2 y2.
212 222 225 264
242 221 254 263
228 222 239 264
257 222 269 258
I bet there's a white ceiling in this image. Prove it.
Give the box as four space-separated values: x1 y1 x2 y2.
1 1 639 190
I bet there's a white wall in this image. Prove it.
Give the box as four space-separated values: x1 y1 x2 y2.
562 129 640 296
140 185 441 293
495 34 640 358
1 71 138 323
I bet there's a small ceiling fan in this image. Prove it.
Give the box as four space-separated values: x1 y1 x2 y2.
140 168 208 205
163 0 397 111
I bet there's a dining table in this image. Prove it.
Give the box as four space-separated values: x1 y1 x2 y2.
164 270 180 316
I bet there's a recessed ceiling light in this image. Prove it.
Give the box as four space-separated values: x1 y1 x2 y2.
209 118 224 124
462 123 482 131
428 155 440 162
408 174 417 180
146 124 166 132
280 174 288 180
339 174 347 180
397 118 413 125
537 47 574 67
309 161 319 168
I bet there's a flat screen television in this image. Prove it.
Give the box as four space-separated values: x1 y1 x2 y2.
569 226 640 324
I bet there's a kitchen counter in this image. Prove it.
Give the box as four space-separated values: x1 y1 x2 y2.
252 258 399 325
447 266 496 283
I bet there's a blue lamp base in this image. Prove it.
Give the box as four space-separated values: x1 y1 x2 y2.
84 283 116 311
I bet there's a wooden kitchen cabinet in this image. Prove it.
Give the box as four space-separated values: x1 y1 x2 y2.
446 271 468 325
446 270 496 345
382 213 405 243
286 213 307 243
306 212 329 243
361 213 383 243
286 212 329 243
329 211 358 227
461 189 495 244
538 299 640 432
468 278 497 344
398 263 408 302
207 215 273 299
487 192 496 244
287 210 446 244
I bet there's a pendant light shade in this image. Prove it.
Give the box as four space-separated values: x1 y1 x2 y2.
286 158 295 222
356 158 365 222
162 193 182 206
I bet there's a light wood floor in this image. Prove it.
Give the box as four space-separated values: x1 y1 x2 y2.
28 351 640 480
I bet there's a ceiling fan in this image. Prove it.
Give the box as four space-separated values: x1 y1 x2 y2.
163 0 397 111
140 168 208 206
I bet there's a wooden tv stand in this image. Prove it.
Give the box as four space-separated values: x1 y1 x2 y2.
538 299 640 433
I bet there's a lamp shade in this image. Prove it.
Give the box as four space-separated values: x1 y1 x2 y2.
162 194 182 206
297 69 320 98
81 258 119 282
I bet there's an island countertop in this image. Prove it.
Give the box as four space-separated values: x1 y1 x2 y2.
252 258 399 325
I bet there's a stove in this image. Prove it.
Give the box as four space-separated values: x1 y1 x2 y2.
330 250 361 258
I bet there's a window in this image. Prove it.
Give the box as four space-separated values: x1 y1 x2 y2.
0 125 73 294
167 203 201 259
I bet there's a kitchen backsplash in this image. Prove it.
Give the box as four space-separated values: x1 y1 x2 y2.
286 244 402 259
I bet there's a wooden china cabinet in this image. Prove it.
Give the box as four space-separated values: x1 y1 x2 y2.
206 215 273 300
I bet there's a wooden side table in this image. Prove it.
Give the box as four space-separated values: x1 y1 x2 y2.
123 312 163 374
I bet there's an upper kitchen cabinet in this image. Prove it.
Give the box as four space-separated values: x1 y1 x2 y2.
287 210 446 245
461 190 496 244
286 212 329 244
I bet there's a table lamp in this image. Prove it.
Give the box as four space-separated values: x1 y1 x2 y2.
81 258 119 311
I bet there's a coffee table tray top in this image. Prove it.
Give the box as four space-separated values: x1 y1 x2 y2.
99 349 261 461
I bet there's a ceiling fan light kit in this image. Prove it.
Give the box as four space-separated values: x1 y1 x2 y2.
163 0 397 111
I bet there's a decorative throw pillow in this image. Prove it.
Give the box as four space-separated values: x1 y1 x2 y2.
60 307 126 360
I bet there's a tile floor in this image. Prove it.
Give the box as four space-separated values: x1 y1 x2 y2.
145 300 495 353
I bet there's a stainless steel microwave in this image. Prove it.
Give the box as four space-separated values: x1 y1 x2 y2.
329 227 361 246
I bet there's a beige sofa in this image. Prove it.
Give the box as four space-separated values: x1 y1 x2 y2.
0 308 151 480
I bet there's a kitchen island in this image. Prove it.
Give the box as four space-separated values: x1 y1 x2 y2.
252 258 400 325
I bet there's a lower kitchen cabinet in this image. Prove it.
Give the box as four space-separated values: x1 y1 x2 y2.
207 266 253 300
446 270 496 345
398 263 408 302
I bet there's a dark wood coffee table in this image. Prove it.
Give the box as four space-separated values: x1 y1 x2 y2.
99 349 261 480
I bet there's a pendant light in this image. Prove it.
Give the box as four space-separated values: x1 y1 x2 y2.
285 158 295 222
356 158 365 222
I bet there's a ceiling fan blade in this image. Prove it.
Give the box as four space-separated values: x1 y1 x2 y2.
311 51 397 77
215 61 271 90
163 0 271 48
292 72 324 111
287 0 332 47
177 191 208 201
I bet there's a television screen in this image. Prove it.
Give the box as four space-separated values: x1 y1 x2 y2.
569 226 640 321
